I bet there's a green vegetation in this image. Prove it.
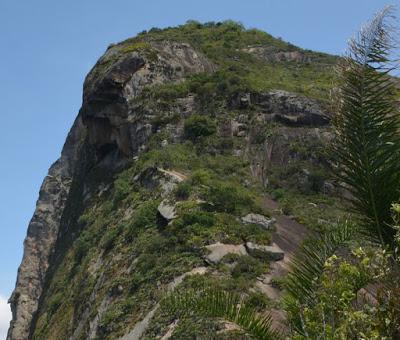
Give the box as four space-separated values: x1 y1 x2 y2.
161 287 281 340
117 20 337 109
183 114 217 141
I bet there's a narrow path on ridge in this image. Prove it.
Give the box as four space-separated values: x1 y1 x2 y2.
257 195 311 331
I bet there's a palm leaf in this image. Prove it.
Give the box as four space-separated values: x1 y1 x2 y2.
332 6 400 245
161 287 283 339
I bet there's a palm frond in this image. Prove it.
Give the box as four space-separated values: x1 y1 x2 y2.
161 288 283 339
332 6 400 245
284 221 355 334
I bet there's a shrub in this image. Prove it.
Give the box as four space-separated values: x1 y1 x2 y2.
74 238 90 264
231 255 266 280
174 181 192 200
245 291 271 311
206 181 254 214
101 225 123 252
271 188 285 201
184 115 217 142
125 201 159 240
113 176 131 204
190 169 213 185
181 210 215 228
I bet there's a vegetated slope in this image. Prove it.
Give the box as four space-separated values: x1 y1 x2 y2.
8 21 345 340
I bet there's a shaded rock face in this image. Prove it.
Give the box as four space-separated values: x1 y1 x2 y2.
253 90 329 126
7 41 215 340
242 46 311 63
81 41 215 157
230 90 329 126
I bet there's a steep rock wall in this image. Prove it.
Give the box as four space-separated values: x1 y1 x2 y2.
8 41 215 340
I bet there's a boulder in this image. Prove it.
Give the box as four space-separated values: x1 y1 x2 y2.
245 242 284 261
241 213 276 229
157 200 177 221
204 242 247 264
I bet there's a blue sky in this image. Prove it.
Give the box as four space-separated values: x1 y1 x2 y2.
0 0 396 336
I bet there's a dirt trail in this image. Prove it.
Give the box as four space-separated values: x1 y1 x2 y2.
265 199 309 261
257 196 311 330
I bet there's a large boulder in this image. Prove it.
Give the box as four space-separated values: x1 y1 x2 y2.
204 242 247 264
157 200 177 221
245 242 284 261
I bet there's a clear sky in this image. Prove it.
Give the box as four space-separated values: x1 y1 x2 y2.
0 0 396 337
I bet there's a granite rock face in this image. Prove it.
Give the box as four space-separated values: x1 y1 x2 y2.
7 116 86 340
7 41 214 340
81 41 215 157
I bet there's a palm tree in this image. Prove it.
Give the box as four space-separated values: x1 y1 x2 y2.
161 287 282 339
332 6 400 246
283 221 354 335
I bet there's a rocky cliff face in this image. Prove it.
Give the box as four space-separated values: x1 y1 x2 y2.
8 21 340 339
8 40 214 340
7 116 86 340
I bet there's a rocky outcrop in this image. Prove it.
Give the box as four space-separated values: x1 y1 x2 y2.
158 200 177 221
245 242 284 261
7 41 214 340
241 213 276 229
81 41 215 157
204 241 285 264
253 90 329 126
7 117 86 340
204 242 248 264
231 90 329 126
242 46 311 63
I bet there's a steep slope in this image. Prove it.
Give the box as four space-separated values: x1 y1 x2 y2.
8 21 344 340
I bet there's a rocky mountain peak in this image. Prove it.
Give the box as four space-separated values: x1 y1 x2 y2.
8 21 338 340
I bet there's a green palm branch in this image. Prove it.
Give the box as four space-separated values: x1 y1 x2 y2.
161 288 283 339
283 221 354 335
332 6 400 245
